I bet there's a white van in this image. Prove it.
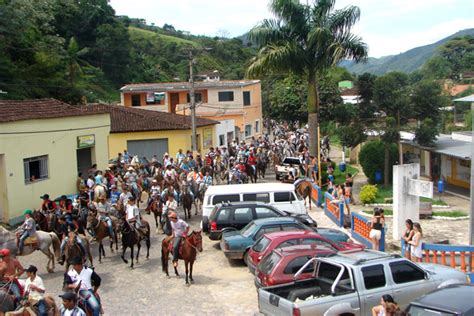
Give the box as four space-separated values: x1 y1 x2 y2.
201 183 306 227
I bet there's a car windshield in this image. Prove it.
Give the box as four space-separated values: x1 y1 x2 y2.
283 158 300 165
405 305 455 316
259 252 282 275
253 236 271 252
240 222 258 238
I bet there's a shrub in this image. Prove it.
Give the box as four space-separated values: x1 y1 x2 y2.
360 184 378 204
359 141 398 184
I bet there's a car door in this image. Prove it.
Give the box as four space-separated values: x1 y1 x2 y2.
388 260 435 309
359 264 394 315
215 207 231 231
231 207 254 230
254 206 281 220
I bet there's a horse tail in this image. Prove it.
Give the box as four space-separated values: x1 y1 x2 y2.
50 233 61 259
304 183 311 199
161 243 166 272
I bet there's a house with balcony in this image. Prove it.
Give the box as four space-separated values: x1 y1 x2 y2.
119 79 263 144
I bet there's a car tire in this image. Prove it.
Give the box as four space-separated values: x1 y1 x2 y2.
202 216 209 233
243 249 250 266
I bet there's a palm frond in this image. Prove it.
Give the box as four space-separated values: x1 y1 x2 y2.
328 33 368 64
248 19 285 46
270 0 310 41
246 43 305 78
329 6 361 34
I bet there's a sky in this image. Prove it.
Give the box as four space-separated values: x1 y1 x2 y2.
109 0 474 58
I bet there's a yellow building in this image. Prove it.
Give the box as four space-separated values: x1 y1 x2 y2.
119 79 263 144
85 104 218 159
0 99 110 225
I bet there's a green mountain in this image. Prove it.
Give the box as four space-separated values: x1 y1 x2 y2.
341 28 474 75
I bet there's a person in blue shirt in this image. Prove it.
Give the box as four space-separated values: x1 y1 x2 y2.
109 185 121 205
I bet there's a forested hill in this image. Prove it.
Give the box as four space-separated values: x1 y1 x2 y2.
341 28 474 75
0 1 255 104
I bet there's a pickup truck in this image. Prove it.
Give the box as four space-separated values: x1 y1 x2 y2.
258 249 468 316
275 157 302 180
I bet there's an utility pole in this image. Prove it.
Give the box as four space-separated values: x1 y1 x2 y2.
189 50 198 155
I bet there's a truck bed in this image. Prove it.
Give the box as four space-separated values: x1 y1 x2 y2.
263 278 336 302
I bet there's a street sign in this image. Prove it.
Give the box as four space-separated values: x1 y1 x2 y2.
408 179 433 198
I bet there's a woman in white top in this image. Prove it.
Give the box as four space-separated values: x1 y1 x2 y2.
409 222 423 262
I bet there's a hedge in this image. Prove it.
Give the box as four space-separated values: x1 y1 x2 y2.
359 141 398 184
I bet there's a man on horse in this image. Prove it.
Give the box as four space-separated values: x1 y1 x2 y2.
0 248 24 303
126 195 145 236
40 194 57 214
24 265 47 316
58 215 87 265
64 257 102 316
94 196 115 241
147 179 161 208
202 171 212 190
59 291 86 316
167 211 189 268
247 151 257 174
16 209 37 255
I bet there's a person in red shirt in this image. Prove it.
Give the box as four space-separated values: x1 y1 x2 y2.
247 151 257 174
40 194 57 214
238 161 246 174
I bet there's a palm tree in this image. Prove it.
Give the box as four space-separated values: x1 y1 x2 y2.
247 0 367 157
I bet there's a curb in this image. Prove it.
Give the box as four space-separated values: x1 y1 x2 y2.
364 203 451 208
360 211 468 221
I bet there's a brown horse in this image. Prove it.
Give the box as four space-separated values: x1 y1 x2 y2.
295 179 313 210
145 198 163 230
62 232 93 270
5 294 59 316
86 213 119 263
161 230 203 284
32 210 49 232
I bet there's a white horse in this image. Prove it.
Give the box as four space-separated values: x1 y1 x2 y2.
0 227 60 273
93 184 107 202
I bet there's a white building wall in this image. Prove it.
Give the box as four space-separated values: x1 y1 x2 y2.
215 119 235 147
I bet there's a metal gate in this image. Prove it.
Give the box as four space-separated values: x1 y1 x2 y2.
127 139 169 161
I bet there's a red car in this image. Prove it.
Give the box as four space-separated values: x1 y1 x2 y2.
254 244 335 288
246 230 364 274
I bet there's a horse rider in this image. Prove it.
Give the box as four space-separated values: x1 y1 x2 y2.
59 291 86 316
164 164 177 182
119 185 133 209
126 195 145 234
64 256 102 316
59 195 74 221
202 170 213 190
176 149 186 165
147 179 161 208
24 265 47 316
221 147 229 166
16 209 37 255
247 151 257 174
94 196 115 241
0 248 24 303
109 185 121 206
77 186 90 210
40 194 57 215
167 211 189 268
179 157 190 173
58 215 87 265
204 154 213 168
163 152 171 166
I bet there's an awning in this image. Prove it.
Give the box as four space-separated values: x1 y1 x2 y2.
453 94 474 102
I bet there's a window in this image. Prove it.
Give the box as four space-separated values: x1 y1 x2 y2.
259 252 282 274
281 224 303 231
274 192 296 202
212 194 240 204
278 239 299 248
186 92 202 103
24 155 48 183
255 225 281 240
255 206 278 219
219 135 225 146
245 124 252 137
218 91 234 102
361 265 386 289
252 236 271 252
389 261 425 284
255 120 259 133
233 207 253 221
284 256 314 274
131 94 141 106
301 238 337 250
243 193 270 203
243 91 251 106
216 208 231 222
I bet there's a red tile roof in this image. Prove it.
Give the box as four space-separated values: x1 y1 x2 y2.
0 98 106 123
83 104 218 133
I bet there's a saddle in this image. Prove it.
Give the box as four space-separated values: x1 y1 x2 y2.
167 237 184 258
22 236 39 250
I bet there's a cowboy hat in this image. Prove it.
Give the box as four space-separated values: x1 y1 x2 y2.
127 167 134 171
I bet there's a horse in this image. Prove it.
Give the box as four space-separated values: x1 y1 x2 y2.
0 227 60 273
181 184 194 220
5 294 59 316
62 232 93 270
161 230 203 285
93 185 107 202
145 198 163 231
295 179 313 210
86 213 118 263
256 155 268 179
120 220 151 269
245 163 257 183
31 210 49 232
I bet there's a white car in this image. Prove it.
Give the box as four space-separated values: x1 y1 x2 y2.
275 157 302 180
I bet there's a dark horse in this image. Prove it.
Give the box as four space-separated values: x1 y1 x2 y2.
245 163 257 183
256 155 268 179
161 230 203 284
181 184 194 220
62 232 93 271
295 179 313 210
121 219 151 268
145 198 163 230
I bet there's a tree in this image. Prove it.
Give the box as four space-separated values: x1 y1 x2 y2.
414 118 439 147
269 75 307 122
410 80 448 124
247 0 367 157
356 72 377 118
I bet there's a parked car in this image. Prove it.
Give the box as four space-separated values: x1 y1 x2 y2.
207 202 317 240
246 230 365 274
258 249 469 315
255 244 335 288
202 183 306 232
405 284 474 315
220 217 349 261
275 157 302 180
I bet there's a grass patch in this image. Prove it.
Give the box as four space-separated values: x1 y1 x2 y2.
373 186 393 204
432 210 467 217
362 209 393 216
332 164 358 185
129 26 198 46
421 197 448 206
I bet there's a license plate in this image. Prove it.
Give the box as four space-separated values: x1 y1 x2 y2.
269 294 279 307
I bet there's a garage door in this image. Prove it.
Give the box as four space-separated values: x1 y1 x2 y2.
127 138 169 161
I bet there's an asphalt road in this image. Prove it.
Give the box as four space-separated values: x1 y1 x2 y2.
18 176 289 315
